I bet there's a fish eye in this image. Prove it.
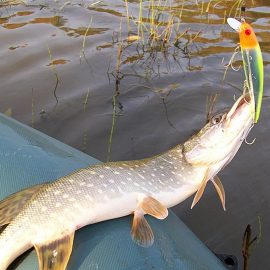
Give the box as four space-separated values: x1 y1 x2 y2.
211 113 223 125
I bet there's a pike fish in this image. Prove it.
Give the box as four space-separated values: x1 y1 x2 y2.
0 89 255 270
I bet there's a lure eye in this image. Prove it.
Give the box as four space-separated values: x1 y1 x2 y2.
211 113 224 125
245 29 251 35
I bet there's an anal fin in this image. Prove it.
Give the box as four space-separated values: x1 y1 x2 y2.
211 175 226 211
34 232 74 270
131 210 154 247
0 183 47 226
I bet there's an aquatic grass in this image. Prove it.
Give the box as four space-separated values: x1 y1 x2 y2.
47 45 60 104
126 0 179 51
80 18 93 70
242 217 262 270
82 88 91 152
107 19 124 162
227 0 245 18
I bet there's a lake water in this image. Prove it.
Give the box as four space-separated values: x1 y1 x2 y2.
0 0 270 268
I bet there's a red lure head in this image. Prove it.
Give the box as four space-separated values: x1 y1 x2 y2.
239 22 258 49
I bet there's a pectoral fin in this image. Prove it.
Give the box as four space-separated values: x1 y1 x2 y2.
0 183 47 226
131 209 154 247
191 171 209 209
34 232 74 270
211 176 226 211
140 196 168 219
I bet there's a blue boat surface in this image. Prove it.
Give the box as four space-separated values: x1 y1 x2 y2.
0 113 228 270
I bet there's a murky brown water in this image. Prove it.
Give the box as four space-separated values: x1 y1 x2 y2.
0 0 270 268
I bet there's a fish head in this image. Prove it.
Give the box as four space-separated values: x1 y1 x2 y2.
183 93 254 168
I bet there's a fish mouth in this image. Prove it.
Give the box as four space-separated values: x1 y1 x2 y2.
226 94 252 121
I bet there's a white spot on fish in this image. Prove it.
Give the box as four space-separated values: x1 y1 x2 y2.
161 173 165 177
173 157 177 160
174 166 178 170
129 168 134 171
103 183 107 187
79 182 86 186
118 186 124 193
109 179 115 183
153 168 157 171
127 177 132 181
168 154 172 158
105 166 110 169
151 173 155 177
171 171 176 175
178 173 182 177
90 171 96 175
158 180 165 185
127 172 132 175
119 166 124 170
99 175 104 178
181 166 184 170
148 182 153 186
98 189 103 194
50 212 57 218
113 171 120 175
69 179 74 183
121 181 126 185
74 203 81 209
134 182 139 186
138 173 145 179
135 164 139 168
159 166 164 169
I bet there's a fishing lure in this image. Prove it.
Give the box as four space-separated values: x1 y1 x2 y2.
227 18 264 123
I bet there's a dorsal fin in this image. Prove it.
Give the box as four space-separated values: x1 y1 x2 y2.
0 183 47 226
